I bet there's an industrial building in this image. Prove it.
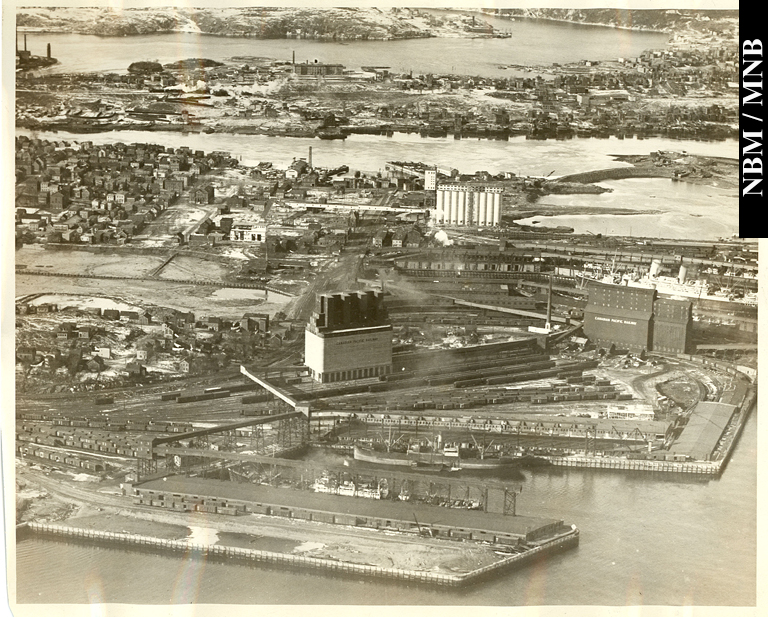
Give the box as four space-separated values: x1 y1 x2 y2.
132 476 566 543
432 184 502 226
652 298 693 354
304 291 392 383
394 247 541 275
583 281 692 354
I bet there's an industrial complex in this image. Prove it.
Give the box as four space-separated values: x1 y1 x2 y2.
14 34 754 589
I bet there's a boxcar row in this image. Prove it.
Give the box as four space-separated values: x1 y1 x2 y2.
17 443 107 472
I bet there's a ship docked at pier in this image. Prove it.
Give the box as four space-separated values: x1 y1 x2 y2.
353 443 541 471
580 258 757 308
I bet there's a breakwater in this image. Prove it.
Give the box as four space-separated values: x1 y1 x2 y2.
19 522 579 587
556 166 670 183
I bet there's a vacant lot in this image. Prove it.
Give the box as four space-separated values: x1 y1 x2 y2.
16 245 165 278
16 274 291 319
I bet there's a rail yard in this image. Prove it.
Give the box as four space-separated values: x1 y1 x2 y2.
15 134 756 583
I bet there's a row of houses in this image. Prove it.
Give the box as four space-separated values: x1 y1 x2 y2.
15 137 236 244
372 225 423 249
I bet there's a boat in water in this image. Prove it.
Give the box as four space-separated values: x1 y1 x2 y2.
316 128 348 140
353 444 521 470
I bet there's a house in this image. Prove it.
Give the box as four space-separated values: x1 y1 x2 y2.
230 224 266 243
391 228 409 248
138 313 152 325
16 347 37 364
96 347 111 359
43 349 63 369
56 323 76 340
78 326 95 339
126 361 147 376
102 309 120 320
49 192 69 209
206 317 223 332
194 185 215 204
241 313 269 333
176 311 196 329
86 357 106 372
404 229 422 248
136 341 154 361
372 229 391 248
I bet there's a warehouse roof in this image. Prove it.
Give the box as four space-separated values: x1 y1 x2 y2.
137 476 563 538
669 401 737 461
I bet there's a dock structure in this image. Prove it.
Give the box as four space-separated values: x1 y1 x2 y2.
668 401 738 461
131 475 563 543
150 448 522 515
20 521 579 588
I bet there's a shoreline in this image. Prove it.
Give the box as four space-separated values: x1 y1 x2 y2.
15 119 737 144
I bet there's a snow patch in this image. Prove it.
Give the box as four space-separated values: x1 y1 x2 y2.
187 526 220 545
293 541 325 553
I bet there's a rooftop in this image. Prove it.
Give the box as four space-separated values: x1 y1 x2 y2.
137 475 563 538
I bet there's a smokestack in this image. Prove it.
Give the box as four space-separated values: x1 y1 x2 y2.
24 34 27 51
546 273 553 331
308 146 312 169
47 43 51 59
292 50 295 65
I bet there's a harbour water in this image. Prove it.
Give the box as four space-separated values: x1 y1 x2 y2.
15 411 756 605
26 19 669 78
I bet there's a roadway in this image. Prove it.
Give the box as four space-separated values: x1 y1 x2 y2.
285 251 366 322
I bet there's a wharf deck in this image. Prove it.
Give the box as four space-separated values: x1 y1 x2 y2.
136 476 562 540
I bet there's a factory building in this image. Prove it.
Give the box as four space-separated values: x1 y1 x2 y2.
432 184 502 226
583 282 655 353
583 282 692 354
304 291 392 383
394 247 541 275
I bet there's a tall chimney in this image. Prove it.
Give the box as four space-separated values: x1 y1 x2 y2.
546 273 553 331
47 43 51 59
292 50 295 65
308 146 313 169
24 34 27 51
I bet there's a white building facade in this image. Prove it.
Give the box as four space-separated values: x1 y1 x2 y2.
432 184 502 226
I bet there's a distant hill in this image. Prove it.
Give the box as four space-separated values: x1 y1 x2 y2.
16 7 437 40
487 8 738 35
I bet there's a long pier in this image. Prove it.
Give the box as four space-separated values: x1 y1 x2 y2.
19 522 579 588
543 455 719 475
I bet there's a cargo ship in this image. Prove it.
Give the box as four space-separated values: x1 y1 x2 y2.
353 444 522 470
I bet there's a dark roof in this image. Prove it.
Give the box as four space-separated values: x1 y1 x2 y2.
137 476 561 537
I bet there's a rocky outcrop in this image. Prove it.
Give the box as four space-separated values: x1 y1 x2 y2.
16 7 437 40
